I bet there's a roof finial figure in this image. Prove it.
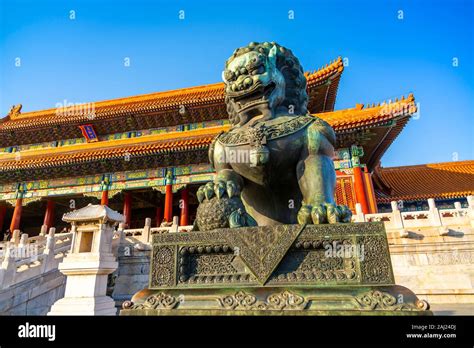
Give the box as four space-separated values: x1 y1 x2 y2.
7 104 22 118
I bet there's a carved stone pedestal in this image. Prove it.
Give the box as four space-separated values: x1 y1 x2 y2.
122 286 429 315
49 204 123 316
121 222 431 316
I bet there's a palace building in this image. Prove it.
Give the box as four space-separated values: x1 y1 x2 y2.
0 57 472 236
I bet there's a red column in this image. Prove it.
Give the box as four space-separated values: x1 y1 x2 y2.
363 167 378 214
163 184 173 222
10 198 23 231
101 190 109 206
179 187 189 226
0 205 6 233
43 199 55 230
156 206 163 227
123 192 132 228
353 166 369 214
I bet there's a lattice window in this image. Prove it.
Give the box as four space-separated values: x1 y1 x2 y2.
335 176 356 212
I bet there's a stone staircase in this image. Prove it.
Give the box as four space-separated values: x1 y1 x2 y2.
0 228 72 315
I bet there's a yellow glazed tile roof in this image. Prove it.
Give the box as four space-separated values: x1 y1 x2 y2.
0 58 344 131
318 94 416 131
0 95 417 172
374 160 474 202
0 126 225 170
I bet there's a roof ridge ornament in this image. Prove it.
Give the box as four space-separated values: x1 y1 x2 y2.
7 104 22 119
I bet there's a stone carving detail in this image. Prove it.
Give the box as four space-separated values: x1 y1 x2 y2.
426 251 474 265
223 224 305 284
190 254 236 275
126 292 179 310
354 290 426 311
218 290 308 310
150 246 176 288
150 223 394 289
177 245 255 285
268 239 358 284
299 222 384 238
359 235 394 284
153 230 227 245
217 115 315 146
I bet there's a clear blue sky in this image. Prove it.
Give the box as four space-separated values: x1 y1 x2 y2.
0 0 472 167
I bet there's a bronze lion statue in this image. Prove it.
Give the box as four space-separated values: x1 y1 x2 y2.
194 42 351 231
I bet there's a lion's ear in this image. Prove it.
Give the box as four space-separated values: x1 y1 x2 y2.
221 70 227 83
268 45 278 70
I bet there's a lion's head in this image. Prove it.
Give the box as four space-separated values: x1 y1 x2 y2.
223 42 308 127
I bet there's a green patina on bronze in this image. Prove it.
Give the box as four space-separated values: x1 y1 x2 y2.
146 222 394 289
121 222 431 315
121 286 430 316
194 42 351 231
121 43 431 316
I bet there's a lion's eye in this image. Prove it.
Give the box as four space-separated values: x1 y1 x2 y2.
247 55 264 71
224 70 236 81
251 65 265 75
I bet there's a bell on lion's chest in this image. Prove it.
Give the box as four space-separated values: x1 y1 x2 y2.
249 145 270 167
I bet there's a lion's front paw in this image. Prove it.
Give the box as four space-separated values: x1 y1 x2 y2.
195 178 250 231
297 203 352 224
197 180 241 203
297 205 313 224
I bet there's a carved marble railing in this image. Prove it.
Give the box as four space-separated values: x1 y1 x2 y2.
368 196 474 304
119 197 474 244
355 196 474 237
0 229 73 290
123 216 193 244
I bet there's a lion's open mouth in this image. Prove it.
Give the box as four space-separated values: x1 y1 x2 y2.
230 82 276 111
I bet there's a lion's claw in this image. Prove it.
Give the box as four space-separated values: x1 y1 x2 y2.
297 202 352 224
197 179 242 202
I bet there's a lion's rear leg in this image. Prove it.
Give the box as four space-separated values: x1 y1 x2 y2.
296 123 344 224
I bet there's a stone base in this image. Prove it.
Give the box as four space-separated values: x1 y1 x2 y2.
112 248 150 308
48 296 117 316
120 285 431 316
121 223 432 315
